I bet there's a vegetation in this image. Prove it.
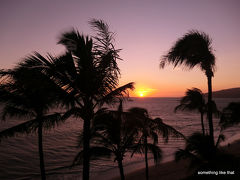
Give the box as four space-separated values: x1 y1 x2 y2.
0 19 134 180
1 18 239 180
0 65 65 180
54 20 134 180
220 102 240 129
175 133 239 179
128 107 184 180
175 88 220 136
160 30 216 146
71 102 184 180
72 101 139 180
175 88 206 135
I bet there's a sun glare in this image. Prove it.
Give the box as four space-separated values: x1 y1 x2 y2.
137 90 147 97
135 87 157 97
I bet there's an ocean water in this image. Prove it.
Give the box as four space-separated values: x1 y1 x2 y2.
0 97 240 180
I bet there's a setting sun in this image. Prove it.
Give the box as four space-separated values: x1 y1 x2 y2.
135 86 157 97
139 92 145 97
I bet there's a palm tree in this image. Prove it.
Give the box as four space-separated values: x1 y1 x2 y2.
175 133 214 167
220 102 240 129
72 101 143 180
128 107 184 180
20 19 134 180
160 30 216 146
0 66 64 180
175 133 238 179
175 88 206 135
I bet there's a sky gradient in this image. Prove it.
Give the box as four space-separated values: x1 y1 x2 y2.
1 0 240 97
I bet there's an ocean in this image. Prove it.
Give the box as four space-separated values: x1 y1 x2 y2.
0 97 240 180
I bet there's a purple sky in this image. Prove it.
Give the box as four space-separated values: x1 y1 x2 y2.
1 0 240 97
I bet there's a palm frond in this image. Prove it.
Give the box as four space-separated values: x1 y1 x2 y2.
175 88 205 113
149 130 159 145
0 119 38 142
128 107 149 118
220 102 240 129
97 82 134 106
89 19 115 52
62 107 84 120
72 146 113 167
153 118 185 142
160 30 215 75
145 143 162 164
41 113 63 130
1 105 34 121
175 149 202 168
185 133 215 160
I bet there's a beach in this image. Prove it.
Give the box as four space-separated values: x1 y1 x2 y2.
111 140 240 180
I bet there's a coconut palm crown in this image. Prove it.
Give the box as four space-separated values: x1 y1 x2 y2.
175 88 206 135
160 30 216 146
220 102 240 129
0 66 64 180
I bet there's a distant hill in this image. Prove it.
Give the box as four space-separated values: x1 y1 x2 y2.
204 87 240 98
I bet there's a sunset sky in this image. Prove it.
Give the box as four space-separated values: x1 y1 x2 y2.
1 0 240 97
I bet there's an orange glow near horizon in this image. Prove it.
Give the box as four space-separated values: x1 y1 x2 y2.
137 90 147 97
133 85 157 97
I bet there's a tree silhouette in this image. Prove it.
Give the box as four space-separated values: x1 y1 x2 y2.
175 88 206 135
128 107 184 180
175 133 239 179
175 133 215 167
0 66 64 180
160 30 216 146
24 19 133 180
220 102 240 129
72 101 140 180
0 19 133 180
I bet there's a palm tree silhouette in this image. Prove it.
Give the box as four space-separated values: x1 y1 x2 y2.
0 66 64 180
175 133 214 167
26 19 133 180
72 101 140 180
220 102 240 129
160 30 216 146
175 133 238 179
128 107 184 180
175 88 206 135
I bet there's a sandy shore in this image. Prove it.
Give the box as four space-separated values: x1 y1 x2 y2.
111 140 240 180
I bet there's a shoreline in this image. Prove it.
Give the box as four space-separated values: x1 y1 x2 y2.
110 139 240 180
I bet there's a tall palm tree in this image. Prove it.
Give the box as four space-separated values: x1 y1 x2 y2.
19 19 134 180
128 107 184 180
175 88 206 135
160 30 216 146
0 66 64 180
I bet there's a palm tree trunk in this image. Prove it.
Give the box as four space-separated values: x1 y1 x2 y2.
117 158 125 180
200 111 205 136
38 121 46 180
144 135 149 180
82 116 91 180
207 75 214 145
